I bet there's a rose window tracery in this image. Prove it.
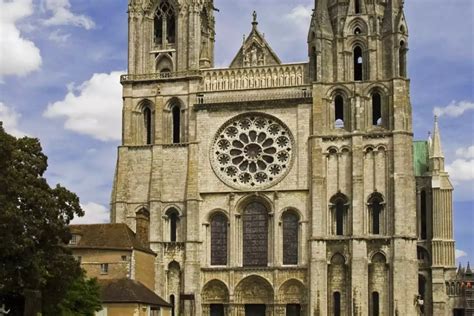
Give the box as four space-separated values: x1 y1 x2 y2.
210 113 294 189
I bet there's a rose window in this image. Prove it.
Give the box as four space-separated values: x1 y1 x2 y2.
210 113 294 189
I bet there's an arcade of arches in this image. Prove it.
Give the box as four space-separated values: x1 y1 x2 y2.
201 276 306 316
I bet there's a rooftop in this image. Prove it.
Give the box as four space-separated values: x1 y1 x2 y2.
69 223 155 255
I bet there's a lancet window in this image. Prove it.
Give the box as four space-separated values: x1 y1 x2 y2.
154 1 176 47
282 211 299 265
210 213 228 266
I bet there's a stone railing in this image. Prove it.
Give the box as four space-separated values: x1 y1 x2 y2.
120 70 201 83
201 63 308 92
195 87 312 105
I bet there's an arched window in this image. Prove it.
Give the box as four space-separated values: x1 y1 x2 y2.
172 105 181 143
210 213 228 266
354 46 363 81
282 211 299 265
311 46 317 81
372 93 382 126
372 292 380 316
331 193 349 236
368 193 384 235
167 208 179 242
355 0 361 14
154 1 176 46
399 41 407 77
420 190 428 240
243 202 268 267
335 95 345 128
143 107 153 145
333 292 341 316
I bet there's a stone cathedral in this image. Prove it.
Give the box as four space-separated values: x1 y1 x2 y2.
111 0 469 315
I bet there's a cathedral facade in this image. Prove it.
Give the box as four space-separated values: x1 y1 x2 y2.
111 0 461 315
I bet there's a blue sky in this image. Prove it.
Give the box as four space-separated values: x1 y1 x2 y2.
0 0 472 264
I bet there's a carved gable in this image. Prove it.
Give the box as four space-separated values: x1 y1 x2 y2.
229 12 281 68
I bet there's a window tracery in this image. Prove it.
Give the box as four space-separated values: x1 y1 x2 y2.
154 1 176 47
210 113 294 190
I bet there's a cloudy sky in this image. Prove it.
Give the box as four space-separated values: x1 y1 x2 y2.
0 0 473 264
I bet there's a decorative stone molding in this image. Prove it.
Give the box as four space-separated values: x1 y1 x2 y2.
210 113 295 190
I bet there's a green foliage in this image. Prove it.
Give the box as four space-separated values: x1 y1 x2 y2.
46 272 102 316
0 125 96 312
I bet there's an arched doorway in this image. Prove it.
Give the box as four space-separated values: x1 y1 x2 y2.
234 275 274 316
278 279 306 316
201 279 229 316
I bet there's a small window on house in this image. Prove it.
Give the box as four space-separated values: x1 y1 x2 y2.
121 255 128 261
354 46 363 81
144 107 153 145
334 292 341 316
372 292 380 316
70 234 80 245
100 263 109 274
172 105 181 144
335 95 344 128
372 93 382 126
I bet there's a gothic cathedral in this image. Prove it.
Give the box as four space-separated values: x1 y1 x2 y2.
112 0 462 315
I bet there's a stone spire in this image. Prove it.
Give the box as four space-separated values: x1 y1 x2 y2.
430 116 444 158
429 116 445 173
467 262 473 275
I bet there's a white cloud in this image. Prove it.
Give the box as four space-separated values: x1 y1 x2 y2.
446 158 474 182
456 249 467 260
72 202 110 224
434 100 474 118
0 0 42 77
48 29 70 43
0 102 28 137
44 71 124 141
456 146 474 159
43 0 95 30
284 5 312 33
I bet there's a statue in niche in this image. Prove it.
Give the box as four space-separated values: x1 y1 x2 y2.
250 46 258 66
243 52 250 67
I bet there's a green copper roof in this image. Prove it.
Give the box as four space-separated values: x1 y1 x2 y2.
414 141 429 176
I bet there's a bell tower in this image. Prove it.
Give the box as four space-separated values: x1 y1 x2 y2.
127 0 215 74
308 0 417 315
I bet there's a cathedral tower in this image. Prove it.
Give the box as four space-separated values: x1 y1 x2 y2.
308 0 417 314
112 0 455 315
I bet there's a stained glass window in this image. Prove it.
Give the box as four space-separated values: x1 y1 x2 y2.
243 202 268 266
211 213 228 266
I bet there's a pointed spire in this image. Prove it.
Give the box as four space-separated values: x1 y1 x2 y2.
467 262 473 275
430 116 444 158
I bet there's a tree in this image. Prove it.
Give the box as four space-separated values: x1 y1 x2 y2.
48 272 102 316
0 124 99 314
